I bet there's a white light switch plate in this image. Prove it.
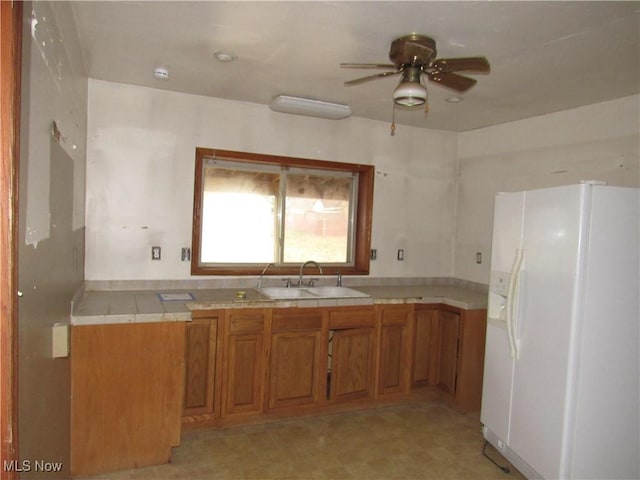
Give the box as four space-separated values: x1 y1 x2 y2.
52 324 69 358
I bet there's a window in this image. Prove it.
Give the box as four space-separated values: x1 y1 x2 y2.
192 148 374 275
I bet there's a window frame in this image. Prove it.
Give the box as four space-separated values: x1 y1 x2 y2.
191 147 374 276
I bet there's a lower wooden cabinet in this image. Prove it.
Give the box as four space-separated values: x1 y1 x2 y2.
183 316 218 420
443 307 487 412
437 309 460 395
223 309 269 418
377 304 413 398
328 307 376 403
180 302 488 432
412 305 440 387
71 322 184 477
330 327 376 402
411 304 487 412
269 309 326 410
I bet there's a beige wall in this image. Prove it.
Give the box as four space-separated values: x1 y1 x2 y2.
85 82 639 286
85 80 459 280
453 95 640 284
18 1 87 475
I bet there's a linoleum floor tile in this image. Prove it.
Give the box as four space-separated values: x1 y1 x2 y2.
79 399 525 480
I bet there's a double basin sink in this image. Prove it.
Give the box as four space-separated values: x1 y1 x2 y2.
258 286 369 300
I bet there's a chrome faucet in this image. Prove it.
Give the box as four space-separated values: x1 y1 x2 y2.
257 263 275 288
298 261 323 286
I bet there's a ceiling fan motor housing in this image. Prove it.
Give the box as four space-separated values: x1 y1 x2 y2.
389 34 437 68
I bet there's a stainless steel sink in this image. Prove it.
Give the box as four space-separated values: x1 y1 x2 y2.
258 286 369 300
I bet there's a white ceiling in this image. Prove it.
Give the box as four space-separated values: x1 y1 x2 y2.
70 1 640 132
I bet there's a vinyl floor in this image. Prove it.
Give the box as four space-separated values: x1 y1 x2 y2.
80 399 524 480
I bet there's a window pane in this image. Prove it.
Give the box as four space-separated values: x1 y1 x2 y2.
200 166 279 263
283 173 353 263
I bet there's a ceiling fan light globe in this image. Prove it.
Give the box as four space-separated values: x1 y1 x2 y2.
393 81 427 107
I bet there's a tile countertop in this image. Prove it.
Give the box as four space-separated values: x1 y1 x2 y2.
71 285 488 326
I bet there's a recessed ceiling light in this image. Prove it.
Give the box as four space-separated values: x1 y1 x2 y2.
153 67 169 80
214 51 236 63
446 96 463 103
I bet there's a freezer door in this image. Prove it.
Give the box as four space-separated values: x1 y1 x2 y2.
508 185 585 479
480 320 515 444
481 191 524 445
489 191 525 273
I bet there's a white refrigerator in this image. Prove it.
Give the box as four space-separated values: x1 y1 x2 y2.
480 182 639 479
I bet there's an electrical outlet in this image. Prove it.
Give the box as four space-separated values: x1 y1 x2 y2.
397 249 404 261
370 248 377 260
476 252 482 264
181 247 191 261
151 246 161 260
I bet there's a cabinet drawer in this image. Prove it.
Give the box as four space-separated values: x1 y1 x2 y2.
379 305 412 325
272 311 323 332
227 311 266 334
329 308 375 329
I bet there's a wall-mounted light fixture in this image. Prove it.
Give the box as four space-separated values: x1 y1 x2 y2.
269 95 352 120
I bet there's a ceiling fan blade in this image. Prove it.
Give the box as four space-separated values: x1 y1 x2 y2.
340 63 397 69
428 71 478 92
344 70 401 86
432 57 490 73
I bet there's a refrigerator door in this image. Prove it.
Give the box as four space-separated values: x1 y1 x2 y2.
481 320 514 443
481 191 525 445
489 191 526 273
508 184 586 479
569 186 639 479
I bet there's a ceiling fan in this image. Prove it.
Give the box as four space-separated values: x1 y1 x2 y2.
341 34 490 109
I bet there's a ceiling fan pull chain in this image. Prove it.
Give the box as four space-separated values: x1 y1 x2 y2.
390 102 396 136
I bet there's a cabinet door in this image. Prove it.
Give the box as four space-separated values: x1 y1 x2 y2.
269 330 323 409
223 310 268 417
454 309 487 412
184 318 217 418
330 328 375 403
412 306 440 387
377 305 413 397
437 310 460 395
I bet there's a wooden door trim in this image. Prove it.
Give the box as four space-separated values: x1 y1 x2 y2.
1 2 22 479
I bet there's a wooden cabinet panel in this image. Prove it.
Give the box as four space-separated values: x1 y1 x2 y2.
377 305 413 397
437 309 460 395
269 309 326 410
419 305 487 413
412 306 440 387
71 322 184 476
269 330 323 409
223 309 269 418
454 309 487 412
328 308 375 329
226 333 264 414
184 318 217 417
330 328 375 403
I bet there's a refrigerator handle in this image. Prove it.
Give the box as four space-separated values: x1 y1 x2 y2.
506 248 525 359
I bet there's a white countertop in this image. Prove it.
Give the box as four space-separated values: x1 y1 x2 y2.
71 284 487 326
